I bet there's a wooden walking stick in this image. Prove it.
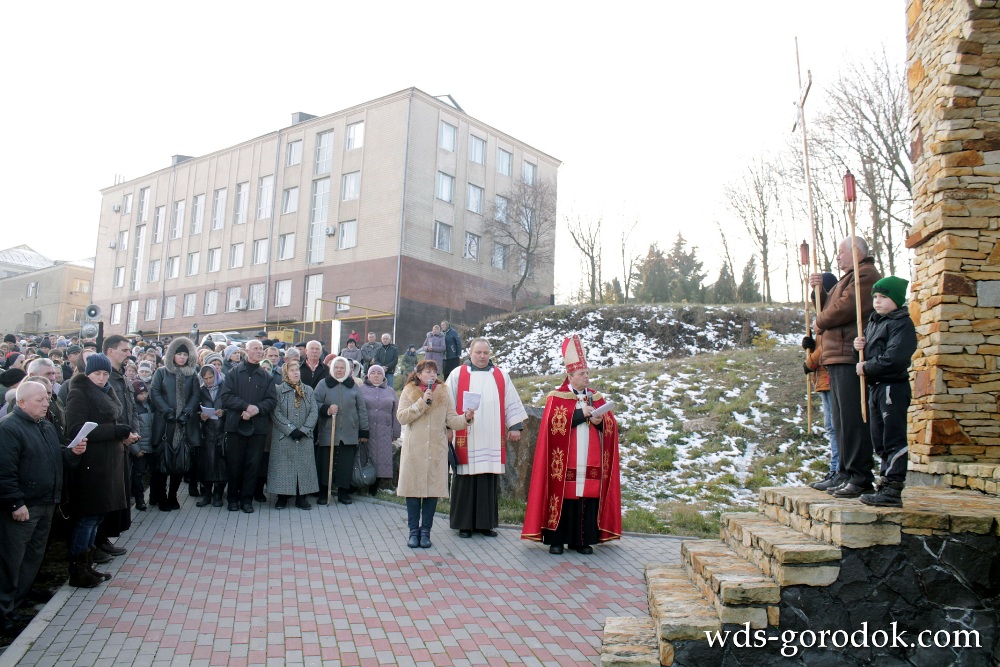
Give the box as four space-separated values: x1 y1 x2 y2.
800 240 813 429
843 170 867 423
326 413 337 506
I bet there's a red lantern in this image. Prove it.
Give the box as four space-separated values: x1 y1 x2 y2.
843 171 857 203
800 240 809 266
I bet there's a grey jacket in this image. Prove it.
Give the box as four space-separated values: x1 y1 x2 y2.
313 375 369 448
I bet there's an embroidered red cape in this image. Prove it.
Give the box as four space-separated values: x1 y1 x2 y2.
521 378 622 543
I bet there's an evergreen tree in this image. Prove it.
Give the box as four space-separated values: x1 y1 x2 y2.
664 232 706 303
711 262 738 304
634 243 672 303
604 277 625 304
737 256 763 303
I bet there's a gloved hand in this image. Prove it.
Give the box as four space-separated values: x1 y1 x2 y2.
177 412 188 424
290 429 306 441
164 412 176 422
802 336 816 351
803 362 812 376
114 425 131 440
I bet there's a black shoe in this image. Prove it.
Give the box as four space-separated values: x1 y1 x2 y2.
317 496 328 506
478 529 499 537
812 473 846 491
419 528 432 548
135 500 148 511
98 539 126 556
549 545 564 555
90 547 113 564
212 492 224 508
337 490 353 505
228 502 240 512
407 530 420 549
295 496 312 510
831 482 874 499
188 484 202 498
368 483 379 497
254 492 267 503
195 496 212 507
574 546 594 555
458 529 472 538
274 497 288 510
241 503 255 514
860 479 904 507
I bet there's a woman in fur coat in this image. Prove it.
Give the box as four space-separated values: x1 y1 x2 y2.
149 337 200 510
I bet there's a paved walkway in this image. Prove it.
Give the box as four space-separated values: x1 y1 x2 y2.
3 492 683 667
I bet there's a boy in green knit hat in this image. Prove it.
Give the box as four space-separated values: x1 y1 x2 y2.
852 276 917 507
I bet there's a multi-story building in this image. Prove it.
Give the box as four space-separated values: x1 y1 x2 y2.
91 88 559 348
0 257 95 336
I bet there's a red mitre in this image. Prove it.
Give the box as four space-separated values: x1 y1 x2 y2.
561 335 587 373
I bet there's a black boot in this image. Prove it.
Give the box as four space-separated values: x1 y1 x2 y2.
188 482 202 497
87 549 112 581
68 553 102 588
338 488 353 505
212 485 225 508
860 478 904 507
419 527 432 549
407 529 420 549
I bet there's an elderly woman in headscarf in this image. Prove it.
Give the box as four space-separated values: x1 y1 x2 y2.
222 344 242 375
267 360 319 509
149 337 201 510
359 364 400 495
313 356 369 505
195 363 227 507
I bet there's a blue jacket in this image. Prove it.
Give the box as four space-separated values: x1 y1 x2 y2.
444 327 462 360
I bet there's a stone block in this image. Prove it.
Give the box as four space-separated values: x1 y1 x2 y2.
940 271 978 295
831 522 901 548
601 617 660 667
925 419 974 445
771 543 842 564
771 562 841 587
978 280 1000 306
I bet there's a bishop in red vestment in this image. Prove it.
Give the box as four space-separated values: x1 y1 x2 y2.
522 336 621 554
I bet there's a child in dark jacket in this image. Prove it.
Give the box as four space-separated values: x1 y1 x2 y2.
853 276 917 507
131 380 154 510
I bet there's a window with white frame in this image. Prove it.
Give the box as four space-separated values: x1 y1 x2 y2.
233 182 248 225
248 283 265 311
469 135 486 165
287 140 302 166
342 171 360 201
497 148 512 176
257 175 274 219
172 200 184 238
282 186 298 214
304 274 323 321
163 295 176 319
166 256 179 279
74 278 90 293
336 295 350 312
307 178 329 263
204 290 219 315
113 266 125 288
144 298 158 321
433 221 452 252
436 172 454 203
191 194 205 234
110 303 122 325
183 293 196 317
152 206 165 243
467 184 484 214
207 247 221 273
186 251 200 276
26 283 36 297
346 121 364 150
492 243 507 269
230 242 244 268
127 300 138 332
147 259 160 283
464 232 480 260
522 161 536 185
226 287 241 312
274 279 291 307
212 188 227 230
123 193 133 214
129 224 145 292
338 220 357 249
138 188 149 222
278 233 295 260
494 195 508 223
315 130 333 175
439 121 457 152
252 238 269 265
118 229 129 250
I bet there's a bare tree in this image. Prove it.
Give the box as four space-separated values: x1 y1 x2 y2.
566 215 603 304
725 157 781 303
715 220 736 285
484 177 557 312
619 218 641 303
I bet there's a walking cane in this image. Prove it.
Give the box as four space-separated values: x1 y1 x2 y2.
800 240 812 429
326 414 337 506
843 171 867 423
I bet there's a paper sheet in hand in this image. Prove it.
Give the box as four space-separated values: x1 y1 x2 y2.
590 401 615 419
463 392 482 411
201 406 219 419
67 422 97 448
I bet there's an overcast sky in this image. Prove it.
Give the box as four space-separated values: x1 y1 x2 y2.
0 1 905 302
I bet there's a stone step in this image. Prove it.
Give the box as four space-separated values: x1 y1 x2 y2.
679 540 779 629
600 616 660 667
645 563 721 643
720 512 841 587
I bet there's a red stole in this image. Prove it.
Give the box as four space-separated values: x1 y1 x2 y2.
521 379 622 543
453 364 507 465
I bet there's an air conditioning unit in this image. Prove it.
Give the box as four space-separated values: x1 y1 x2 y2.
112 204 122 212
234 299 247 311
107 241 117 250
325 226 336 236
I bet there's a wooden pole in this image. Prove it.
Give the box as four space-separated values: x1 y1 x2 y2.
326 414 336 505
794 39 822 317
844 177 868 423
800 241 812 429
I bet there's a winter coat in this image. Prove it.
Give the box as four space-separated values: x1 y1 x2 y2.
135 399 153 454
107 366 140 436
0 406 79 509
815 256 880 366
299 359 329 390
150 337 202 451
64 374 130 516
198 383 227 482
360 379 401 478
399 350 418 378
396 382 468 498
862 307 917 384
359 342 379 371
267 382 320 495
341 347 363 365
444 327 462 361
220 361 277 435
314 375 369 448
422 332 445 367
804 338 831 393
374 344 400 373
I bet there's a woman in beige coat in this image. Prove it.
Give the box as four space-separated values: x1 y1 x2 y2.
397 360 474 549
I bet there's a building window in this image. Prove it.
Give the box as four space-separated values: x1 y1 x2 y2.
495 195 508 224
147 259 160 283
248 283 265 311
304 274 323 321
433 221 452 252
186 251 200 276
118 229 129 251
163 295 176 319
230 243 244 269
212 188 227 230
439 121 457 152
467 184 484 214
191 194 205 234
166 256 179 279
226 287 242 312
338 220 357 250
129 224 146 291
113 266 125 288
204 290 218 315
144 298 158 321
436 172 454 203
469 135 486 165
252 238 269 265
346 121 364 150
282 187 299 214
257 175 274 220
183 293 196 317
464 232 480 261
497 148 512 176
207 247 221 273
26 282 37 298
73 279 91 293
152 206 165 243
278 233 295 260
341 171 360 201
172 200 184 238
234 182 248 225
522 161 536 185
336 295 350 312
308 178 330 264
315 130 334 175
127 301 139 332
123 193 133 215
110 303 122 325
287 139 302 166
138 188 150 222
492 243 507 269
274 279 292 307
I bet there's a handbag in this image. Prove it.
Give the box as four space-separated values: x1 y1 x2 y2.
161 423 191 475
352 441 377 488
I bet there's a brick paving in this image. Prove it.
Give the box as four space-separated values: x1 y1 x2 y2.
4 492 683 666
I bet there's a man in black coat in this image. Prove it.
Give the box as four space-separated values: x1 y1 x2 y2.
373 334 399 388
220 340 277 513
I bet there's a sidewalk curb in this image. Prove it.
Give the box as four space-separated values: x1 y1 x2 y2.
0 584 72 667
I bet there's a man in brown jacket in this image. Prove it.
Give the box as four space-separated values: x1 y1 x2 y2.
808 237 881 498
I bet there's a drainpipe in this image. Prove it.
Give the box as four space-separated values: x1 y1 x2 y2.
264 129 282 325
392 90 414 343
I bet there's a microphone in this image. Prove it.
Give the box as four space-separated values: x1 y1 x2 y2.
426 380 435 405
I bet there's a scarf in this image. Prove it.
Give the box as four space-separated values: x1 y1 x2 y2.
283 364 305 408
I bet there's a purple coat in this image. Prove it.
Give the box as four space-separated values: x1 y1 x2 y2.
360 380 401 478
423 331 445 368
